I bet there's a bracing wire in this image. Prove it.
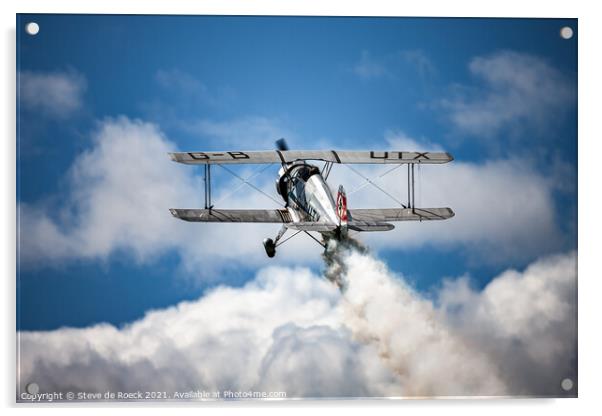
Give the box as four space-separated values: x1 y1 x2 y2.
216 164 283 207
210 163 274 206
344 164 407 208
347 164 403 196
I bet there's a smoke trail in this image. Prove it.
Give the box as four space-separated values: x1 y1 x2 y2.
324 239 508 396
321 237 368 289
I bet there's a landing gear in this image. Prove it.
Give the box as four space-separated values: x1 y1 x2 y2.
263 225 296 258
263 238 276 258
263 225 328 258
263 225 286 257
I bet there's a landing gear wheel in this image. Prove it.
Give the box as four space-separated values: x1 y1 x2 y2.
263 238 276 258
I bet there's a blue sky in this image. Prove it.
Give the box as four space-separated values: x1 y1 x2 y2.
17 14 577 332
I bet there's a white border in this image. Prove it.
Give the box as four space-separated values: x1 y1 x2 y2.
3 0 601 415
5 0 583 17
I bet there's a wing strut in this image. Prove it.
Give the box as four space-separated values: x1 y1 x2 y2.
406 163 418 212
322 161 334 180
304 231 327 248
204 164 213 210
275 229 302 247
408 163 416 212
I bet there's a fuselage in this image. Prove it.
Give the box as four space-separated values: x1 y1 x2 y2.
275 163 339 226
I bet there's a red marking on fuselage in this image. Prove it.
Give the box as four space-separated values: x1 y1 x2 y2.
336 191 347 222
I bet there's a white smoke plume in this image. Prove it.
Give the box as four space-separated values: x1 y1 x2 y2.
327 242 508 396
18 246 576 399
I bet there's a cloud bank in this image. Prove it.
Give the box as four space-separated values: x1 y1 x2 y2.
19 70 86 119
438 50 576 138
18 118 565 274
18 117 321 277
438 250 577 395
18 249 576 399
330 132 565 263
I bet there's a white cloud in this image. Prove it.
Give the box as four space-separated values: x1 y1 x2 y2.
185 116 293 149
352 50 392 80
438 51 576 137
18 116 321 276
154 68 236 110
18 122 564 273
19 70 86 118
352 49 436 80
155 68 208 95
18 265 398 398
438 250 577 395
18 249 576 398
384 129 443 152
399 50 437 79
329 132 564 263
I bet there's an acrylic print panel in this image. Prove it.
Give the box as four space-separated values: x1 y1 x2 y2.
16 14 577 401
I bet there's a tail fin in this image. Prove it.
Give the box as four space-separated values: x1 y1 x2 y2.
336 185 348 231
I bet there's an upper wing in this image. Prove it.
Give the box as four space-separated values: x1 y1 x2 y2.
169 208 292 223
349 207 455 222
169 150 453 165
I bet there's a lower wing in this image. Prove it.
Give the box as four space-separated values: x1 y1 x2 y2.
169 208 292 223
169 207 454 230
170 210 341 234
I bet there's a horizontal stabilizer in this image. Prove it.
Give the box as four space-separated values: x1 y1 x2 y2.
169 150 453 165
286 222 338 232
169 208 291 223
349 207 454 222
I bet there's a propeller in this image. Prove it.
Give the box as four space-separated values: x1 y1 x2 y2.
275 138 289 151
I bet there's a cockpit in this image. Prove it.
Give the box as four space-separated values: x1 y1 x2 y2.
293 165 320 182
275 163 321 205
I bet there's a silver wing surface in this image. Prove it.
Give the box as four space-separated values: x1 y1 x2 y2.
169 150 453 165
347 222 395 232
170 209 339 231
169 208 292 223
349 207 455 222
286 223 338 232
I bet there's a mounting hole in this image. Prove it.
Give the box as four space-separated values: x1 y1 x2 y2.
25 22 40 36
561 378 574 391
26 382 39 394
560 26 573 40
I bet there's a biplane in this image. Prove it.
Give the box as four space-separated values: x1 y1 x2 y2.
168 140 454 257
